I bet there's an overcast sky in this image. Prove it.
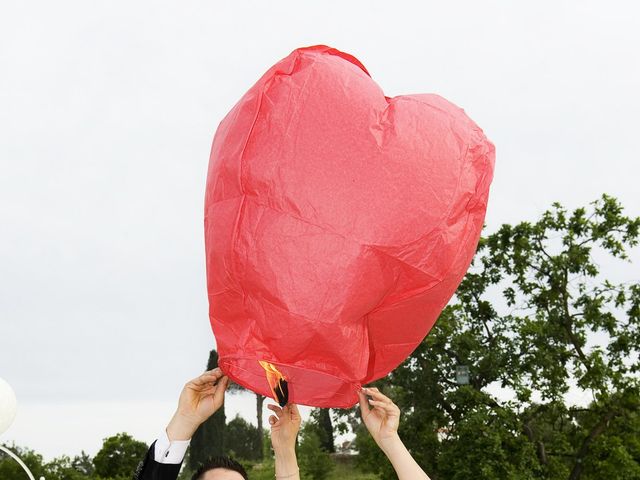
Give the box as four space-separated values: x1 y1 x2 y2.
1 0 639 461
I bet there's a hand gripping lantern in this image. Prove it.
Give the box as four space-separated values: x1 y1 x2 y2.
204 45 495 408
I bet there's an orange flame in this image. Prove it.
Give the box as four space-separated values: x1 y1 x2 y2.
259 361 288 407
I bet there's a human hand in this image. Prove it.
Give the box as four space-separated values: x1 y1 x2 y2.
268 403 301 454
358 386 401 453
268 403 301 479
166 368 229 441
359 387 431 479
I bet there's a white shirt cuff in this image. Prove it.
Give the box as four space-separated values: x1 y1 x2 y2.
153 429 190 464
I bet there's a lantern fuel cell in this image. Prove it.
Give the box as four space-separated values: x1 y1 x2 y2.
259 361 289 407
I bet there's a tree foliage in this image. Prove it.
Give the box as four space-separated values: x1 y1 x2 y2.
225 414 261 461
2 439 143 480
45 454 95 480
226 370 266 460
297 421 334 480
93 432 147 478
0 443 48 479
316 408 335 453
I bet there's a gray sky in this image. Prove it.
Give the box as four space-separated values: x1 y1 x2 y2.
1 0 639 460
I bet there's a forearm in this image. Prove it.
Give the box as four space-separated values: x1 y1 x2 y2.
166 412 199 441
381 435 431 480
274 448 300 480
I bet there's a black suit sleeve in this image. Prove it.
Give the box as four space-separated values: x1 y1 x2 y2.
133 441 183 480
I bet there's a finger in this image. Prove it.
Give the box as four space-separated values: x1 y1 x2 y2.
288 403 301 419
212 376 229 406
196 384 217 393
202 367 223 377
213 372 227 385
199 368 222 379
191 375 225 391
268 415 278 426
369 399 400 417
267 404 283 416
362 387 393 404
288 404 301 425
358 390 371 418
190 369 223 386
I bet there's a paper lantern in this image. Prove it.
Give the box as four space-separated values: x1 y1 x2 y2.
0 377 17 435
204 45 495 408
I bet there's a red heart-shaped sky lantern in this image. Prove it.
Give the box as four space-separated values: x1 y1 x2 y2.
204 45 495 408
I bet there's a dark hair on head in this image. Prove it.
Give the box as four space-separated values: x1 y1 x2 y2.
191 456 248 480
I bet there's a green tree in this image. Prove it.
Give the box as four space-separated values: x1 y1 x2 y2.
352 195 640 480
354 423 396 480
188 349 226 470
93 432 147 478
44 455 90 480
0 443 47 479
297 421 334 480
227 378 266 460
576 398 640 479
476 194 640 479
225 414 261 460
255 392 265 458
177 452 194 480
71 451 94 476
316 409 335 453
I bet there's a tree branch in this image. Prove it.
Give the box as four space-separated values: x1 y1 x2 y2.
523 422 548 465
567 408 619 480
560 267 593 375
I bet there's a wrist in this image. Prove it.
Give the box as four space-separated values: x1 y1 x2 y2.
273 445 297 458
166 411 200 441
378 433 403 456
274 447 298 476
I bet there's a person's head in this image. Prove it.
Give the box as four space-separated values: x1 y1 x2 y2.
191 456 248 480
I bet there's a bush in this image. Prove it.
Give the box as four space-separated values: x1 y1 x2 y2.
298 422 334 480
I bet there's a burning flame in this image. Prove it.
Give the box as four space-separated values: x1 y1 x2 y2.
259 361 289 407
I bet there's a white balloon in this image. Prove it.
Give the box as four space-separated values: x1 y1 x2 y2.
0 377 17 435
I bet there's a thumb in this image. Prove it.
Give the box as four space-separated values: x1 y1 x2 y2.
212 376 228 406
358 389 371 419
